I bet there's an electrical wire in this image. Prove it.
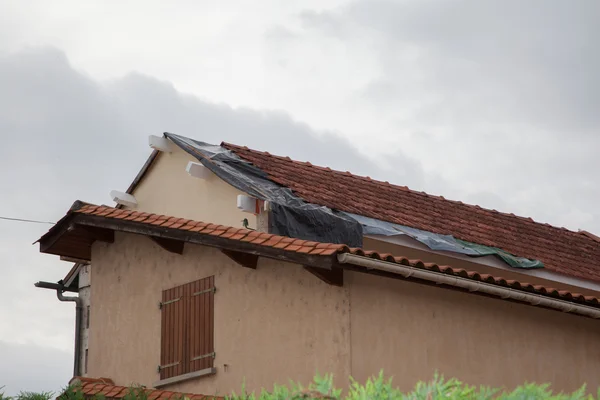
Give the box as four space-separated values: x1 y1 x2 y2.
0 216 54 225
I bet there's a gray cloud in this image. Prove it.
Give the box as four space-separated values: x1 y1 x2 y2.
311 0 600 132
289 0 600 231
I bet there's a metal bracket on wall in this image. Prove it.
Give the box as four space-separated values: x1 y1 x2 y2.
158 297 181 310
157 361 180 373
192 287 216 297
191 352 216 362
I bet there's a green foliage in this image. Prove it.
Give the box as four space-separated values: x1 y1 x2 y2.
57 383 84 400
5 373 599 400
346 371 401 400
123 386 148 400
226 372 599 400
14 392 54 400
0 387 54 400
0 386 9 400
228 373 341 400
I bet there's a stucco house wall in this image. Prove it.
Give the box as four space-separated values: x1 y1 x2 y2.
88 232 350 395
349 272 600 392
88 232 600 395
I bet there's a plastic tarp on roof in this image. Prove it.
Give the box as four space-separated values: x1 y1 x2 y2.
165 133 363 247
344 212 543 269
166 133 542 269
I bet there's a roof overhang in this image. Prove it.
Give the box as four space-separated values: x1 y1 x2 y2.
37 202 600 320
367 234 600 295
37 202 338 271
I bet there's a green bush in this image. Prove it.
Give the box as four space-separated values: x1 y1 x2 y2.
0 386 54 400
227 372 597 400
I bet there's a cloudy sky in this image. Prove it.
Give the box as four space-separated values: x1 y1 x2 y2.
1 0 599 395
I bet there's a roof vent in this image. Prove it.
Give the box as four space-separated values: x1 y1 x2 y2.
148 135 174 152
186 162 212 180
110 190 137 208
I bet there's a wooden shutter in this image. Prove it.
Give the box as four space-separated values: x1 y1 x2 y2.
159 283 189 380
189 276 215 372
160 276 214 380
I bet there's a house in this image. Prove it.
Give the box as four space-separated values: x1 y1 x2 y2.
36 133 600 396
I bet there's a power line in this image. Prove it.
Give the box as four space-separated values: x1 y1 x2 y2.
0 216 54 225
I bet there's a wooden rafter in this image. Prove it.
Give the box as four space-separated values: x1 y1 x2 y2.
304 266 343 287
222 249 258 269
81 226 114 243
151 237 184 254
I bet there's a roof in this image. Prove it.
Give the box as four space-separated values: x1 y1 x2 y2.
37 202 600 317
222 142 600 283
61 263 82 290
66 377 220 399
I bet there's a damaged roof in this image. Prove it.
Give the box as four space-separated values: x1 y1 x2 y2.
37 202 600 317
222 142 600 283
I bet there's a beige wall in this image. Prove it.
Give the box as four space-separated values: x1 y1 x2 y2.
128 146 258 229
349 272 600 393
88 232 350 395
89 232 600 396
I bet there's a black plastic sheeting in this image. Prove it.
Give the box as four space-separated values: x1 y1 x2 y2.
165 133 542 269
164 133 363 247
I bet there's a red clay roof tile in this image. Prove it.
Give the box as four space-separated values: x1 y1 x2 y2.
223 142 600 283
66 378 222 400
229 233 246 241
105 387 123 397
309 248 326 255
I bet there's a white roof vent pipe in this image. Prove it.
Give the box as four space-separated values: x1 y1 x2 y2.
110 190 137 208
186 162 212 180
149 135 174 152
237 195 259 214
236 195 270 214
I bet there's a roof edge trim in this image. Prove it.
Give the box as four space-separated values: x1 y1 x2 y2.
338 253 600 320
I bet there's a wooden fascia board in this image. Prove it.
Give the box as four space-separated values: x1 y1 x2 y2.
39 221 77 254
125 149 161 195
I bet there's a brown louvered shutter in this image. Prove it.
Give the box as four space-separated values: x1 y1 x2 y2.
159 283 189 380
188 276 215 372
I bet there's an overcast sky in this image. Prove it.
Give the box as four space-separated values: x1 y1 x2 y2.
1 0 599 395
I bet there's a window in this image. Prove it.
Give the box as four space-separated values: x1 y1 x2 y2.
159 276 215 381
84 349 88 374
86 305 90 329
